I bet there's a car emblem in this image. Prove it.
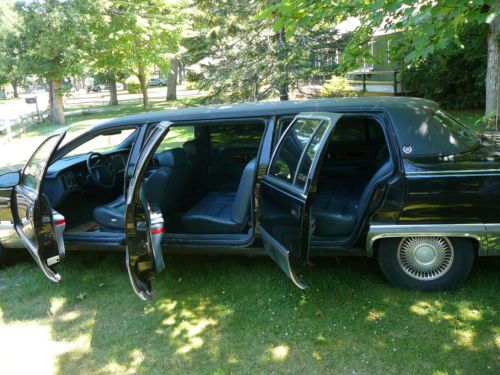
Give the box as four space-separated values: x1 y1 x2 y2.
402 145 413 154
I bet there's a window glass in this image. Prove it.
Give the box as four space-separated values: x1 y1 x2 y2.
269 118 322 183
330 119 366 142
210 123 264 148
295 122 328 189
22 135 61 190
433 110 479 149
66 128 137 157
157 126 195 152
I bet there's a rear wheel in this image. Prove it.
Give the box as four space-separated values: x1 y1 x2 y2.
377 237 475 291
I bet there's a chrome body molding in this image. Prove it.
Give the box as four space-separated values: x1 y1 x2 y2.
365 223 500 257
405 169 500 176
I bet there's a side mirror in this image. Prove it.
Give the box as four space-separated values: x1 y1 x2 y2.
0 171 20 188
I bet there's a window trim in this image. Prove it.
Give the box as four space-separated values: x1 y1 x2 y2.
267 114 337 193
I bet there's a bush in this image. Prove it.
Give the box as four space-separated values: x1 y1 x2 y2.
321 76 357 97
125 76 141 94
400 24 487 109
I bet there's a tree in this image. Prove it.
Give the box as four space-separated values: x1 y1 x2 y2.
0 0 23 97
187 0 346 102
16 0 94 124
265 0 499 120
100 0 184 108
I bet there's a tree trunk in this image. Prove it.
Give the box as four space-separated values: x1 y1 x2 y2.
166 58 178 101
485 8 499 128
51 80 65 124
277 29 289 101
11 80 18 98
279 85 289 101
137 64 149 108
48 80 54 116
108 72 118 106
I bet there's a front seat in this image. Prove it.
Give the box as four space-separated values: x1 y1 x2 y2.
93 148 190 231
181 158 257 234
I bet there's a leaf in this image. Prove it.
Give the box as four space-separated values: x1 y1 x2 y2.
76 292 86 300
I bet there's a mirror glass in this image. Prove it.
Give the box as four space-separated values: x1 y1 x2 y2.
0 171 20 188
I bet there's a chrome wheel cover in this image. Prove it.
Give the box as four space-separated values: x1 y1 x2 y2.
397 237 454 281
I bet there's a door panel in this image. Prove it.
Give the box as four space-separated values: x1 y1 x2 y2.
11 132 67 282
259 113 342 288
125 121 171 300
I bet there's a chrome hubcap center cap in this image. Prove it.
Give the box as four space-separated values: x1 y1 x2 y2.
414 244 437 265
397 237 454 281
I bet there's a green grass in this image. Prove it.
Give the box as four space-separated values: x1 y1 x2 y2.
1 103 498 374
0 253 498 374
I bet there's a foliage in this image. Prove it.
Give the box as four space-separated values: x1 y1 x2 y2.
0 0 23 90
15 0 94 81
187 0 350 102
398 24 488 109
264 0 497 69
321 75 357 98
97 0 186 107
125 76 141 94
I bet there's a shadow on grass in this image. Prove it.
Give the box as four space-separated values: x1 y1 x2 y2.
0 252 498 374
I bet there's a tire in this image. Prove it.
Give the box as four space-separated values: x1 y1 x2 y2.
0 243 23 268
377 237 475 291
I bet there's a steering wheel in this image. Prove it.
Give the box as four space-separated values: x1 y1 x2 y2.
86 152 116 189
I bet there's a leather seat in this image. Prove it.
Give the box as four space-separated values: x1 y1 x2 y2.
181 158 257 234
183 138 208 190
312 160 393 237
93 148 189 231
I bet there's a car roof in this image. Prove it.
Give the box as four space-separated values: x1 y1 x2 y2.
100 96 437 126
95 97 476 157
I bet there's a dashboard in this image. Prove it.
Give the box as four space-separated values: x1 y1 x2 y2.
43 150 128 208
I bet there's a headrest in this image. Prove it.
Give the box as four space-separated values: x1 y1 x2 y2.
157 148 188 168
182 139 197 157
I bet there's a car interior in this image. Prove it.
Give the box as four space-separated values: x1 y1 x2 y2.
276 115 392 241
43 114 392 244
47 121 265 240
311 116 392 240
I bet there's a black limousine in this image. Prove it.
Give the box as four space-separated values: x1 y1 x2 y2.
0 97 498 299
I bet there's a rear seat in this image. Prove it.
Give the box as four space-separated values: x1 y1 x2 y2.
312 175 367 237
181 158 257 234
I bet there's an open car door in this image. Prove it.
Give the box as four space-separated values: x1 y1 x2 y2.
125 121 171 300
11 132 67 282
259 112 342 288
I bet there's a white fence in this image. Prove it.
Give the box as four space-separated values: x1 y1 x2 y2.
0 110 48 143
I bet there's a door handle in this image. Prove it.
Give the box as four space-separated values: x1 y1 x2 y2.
290 204 301 219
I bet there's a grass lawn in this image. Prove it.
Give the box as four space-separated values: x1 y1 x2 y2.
0 101 498 374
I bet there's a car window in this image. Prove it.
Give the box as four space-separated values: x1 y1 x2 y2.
434 110 479 149
331 119 366 142
65 128 137 157
294 122 328 189
210 123 264 148
22 135 62 191
157 126 195 152
269 118 322 184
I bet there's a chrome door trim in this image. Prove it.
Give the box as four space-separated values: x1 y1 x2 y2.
366 223 490 256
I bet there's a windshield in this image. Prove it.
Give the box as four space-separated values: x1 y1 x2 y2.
64 128 137 158
433 110 480 152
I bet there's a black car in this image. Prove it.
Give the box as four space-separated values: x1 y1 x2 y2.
0 97 498 300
